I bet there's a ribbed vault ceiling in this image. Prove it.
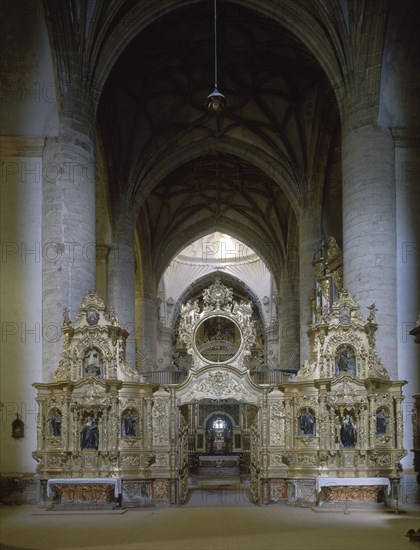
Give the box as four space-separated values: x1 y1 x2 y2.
98 1 340 282
145 152 294 279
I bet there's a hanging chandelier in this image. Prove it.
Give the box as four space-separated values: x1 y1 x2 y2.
206 0 226 113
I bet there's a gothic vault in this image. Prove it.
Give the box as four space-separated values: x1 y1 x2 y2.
1 0 419 507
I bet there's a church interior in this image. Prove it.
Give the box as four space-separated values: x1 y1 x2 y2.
1 0 419 548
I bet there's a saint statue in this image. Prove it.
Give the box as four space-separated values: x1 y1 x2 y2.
340 414 356 448
123 411 136 436
300 409 316 435
376 408 387 435
80 416 99 450
84 348 101 376
50 411 62 436
338 346 349 371
336 345 356 375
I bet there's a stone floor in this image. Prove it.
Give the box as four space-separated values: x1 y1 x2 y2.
0 483 419 550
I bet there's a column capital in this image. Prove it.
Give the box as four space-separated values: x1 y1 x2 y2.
0 136 44 157
391 127 420 148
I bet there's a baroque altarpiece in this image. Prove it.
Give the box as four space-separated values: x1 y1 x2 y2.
32 240 407 507
32 292 173 506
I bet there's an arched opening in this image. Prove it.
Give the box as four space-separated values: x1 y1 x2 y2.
179 399 260 506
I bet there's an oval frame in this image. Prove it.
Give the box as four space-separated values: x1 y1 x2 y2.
193 315 243 365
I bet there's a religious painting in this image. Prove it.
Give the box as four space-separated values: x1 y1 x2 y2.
195 316 241 362
338 307 351 325
86 307 100 326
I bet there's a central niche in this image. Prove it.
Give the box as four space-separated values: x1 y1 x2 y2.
195 316 241 363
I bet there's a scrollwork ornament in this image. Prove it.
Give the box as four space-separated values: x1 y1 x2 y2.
152 399 169 446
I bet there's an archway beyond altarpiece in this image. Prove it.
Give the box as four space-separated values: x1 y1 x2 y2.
176 366 262 505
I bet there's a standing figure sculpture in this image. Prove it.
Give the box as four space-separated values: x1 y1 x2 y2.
123 411 136 436
80 416 99 450
336 345 356 376
300 409 316 435
84 348 101 377
340 414 356 448
50 411 62 436
376 408 387 435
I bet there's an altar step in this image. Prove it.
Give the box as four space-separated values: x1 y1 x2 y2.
198 467 240 477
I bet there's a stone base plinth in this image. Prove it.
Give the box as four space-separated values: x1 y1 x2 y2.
122 480 154 508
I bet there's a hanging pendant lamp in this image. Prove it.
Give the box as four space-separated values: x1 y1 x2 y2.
206 0 226 113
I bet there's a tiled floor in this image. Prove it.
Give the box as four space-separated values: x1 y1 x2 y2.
1 487 419 550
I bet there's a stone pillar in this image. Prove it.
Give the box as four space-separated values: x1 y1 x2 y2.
298 207 321 363
136 297 158 370
42 105 96 380
342 122 397 378
107 219 136 368
392 129 420 471
96 245 109 302
278 268 300 370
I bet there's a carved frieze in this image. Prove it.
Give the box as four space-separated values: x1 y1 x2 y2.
298 454 318 467
178 369 259 405
121 455 140 468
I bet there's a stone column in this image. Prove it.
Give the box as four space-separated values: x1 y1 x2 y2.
42 104 96 380
107 219 136 368
278 267 300 370
96 245 109 303
136 297 158 371
392 129 420 470
298 207 321 363
342 121 397 378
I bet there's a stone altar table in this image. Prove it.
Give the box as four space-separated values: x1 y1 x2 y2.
316 477 390 506
47 478 122 509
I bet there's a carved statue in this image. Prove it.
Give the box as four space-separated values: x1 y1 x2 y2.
327 236 341 261
340 414 356 448
84 348 101 377
367 303 378 323
376 408 387 435
50 411 62 436
336 345 356 376
80 416 99 450
300 409 316 436
123 411 136 436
